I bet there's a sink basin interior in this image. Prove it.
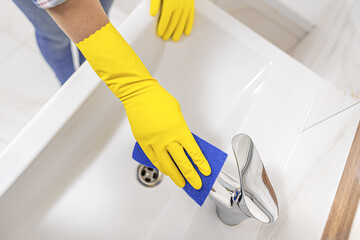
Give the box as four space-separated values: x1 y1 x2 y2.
6 10 270 240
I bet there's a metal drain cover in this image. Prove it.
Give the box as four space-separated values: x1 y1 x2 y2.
137 164 163 187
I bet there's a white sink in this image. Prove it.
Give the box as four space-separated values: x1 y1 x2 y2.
0 0 327 239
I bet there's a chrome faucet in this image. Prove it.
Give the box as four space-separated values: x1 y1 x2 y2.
209 134 279 225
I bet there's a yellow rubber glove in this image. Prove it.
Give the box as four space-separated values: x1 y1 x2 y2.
150 0 194 41
76 22 211 189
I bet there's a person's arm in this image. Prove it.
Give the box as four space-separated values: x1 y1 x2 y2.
46 0 108 43
45 0 211 189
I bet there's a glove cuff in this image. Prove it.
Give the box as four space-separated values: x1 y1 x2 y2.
76 22 157 100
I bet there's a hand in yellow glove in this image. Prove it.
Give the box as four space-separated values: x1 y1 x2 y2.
150 0 194 41
76 22 211 189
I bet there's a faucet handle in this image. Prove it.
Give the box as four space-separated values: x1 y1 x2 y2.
210 134 279 225
232 134 279 223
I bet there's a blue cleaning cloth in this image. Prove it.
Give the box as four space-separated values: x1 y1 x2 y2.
132 133 228 206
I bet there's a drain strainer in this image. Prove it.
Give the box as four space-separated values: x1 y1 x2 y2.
137 164 163 187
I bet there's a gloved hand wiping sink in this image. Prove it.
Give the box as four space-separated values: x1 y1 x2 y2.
133 133 228 206
76 21 211 190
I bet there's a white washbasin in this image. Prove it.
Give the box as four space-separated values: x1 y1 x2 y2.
0 0 326 239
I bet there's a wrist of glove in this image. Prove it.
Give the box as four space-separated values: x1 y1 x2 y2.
76 22 211 189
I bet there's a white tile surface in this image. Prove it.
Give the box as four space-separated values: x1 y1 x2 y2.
0 0 35 42
254 103 360 239
0 33 22 65
304 79 358 129
0 44 59 143
276 0 331 24
210 0 248 12
290 0 360 101
23 33 39 53
226 4 300 52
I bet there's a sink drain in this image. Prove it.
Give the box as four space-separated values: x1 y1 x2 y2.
137 164 163 187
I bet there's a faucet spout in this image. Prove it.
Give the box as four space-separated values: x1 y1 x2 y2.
209 134 279 225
